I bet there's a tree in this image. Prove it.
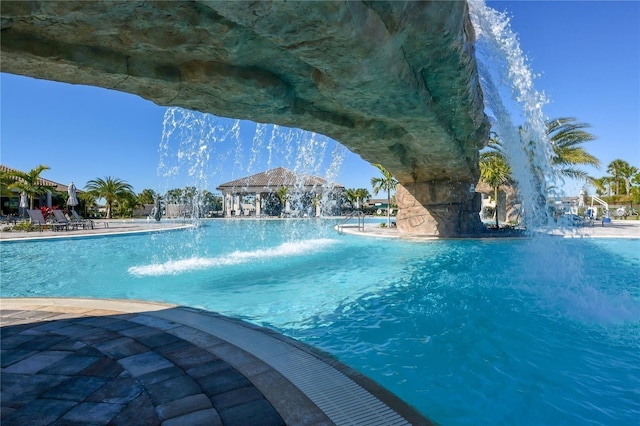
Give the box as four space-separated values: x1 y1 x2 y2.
276 186 289 211
371 164 398 227
355 188 371 209
631 173 640 203
609 160 638 195
546 117 600 181
79 191 97 217
198 190 222 216
84 176 135 218
479 139 512 227
137 188 157 206
165 188 184 204
344 188 370 210
607 159 627 195
592 176 614 197
4 164 51 209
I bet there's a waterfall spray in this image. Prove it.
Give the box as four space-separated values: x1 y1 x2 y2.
469 0 559 232
157 108 346 224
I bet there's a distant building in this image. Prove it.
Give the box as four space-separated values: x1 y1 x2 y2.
216 167 344 217
0 164 80 215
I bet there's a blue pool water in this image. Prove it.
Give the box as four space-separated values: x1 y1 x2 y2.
1 219 639 425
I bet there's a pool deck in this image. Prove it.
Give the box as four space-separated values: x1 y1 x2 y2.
1 298 431 425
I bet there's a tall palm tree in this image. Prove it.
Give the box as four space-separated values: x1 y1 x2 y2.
592 176 615 197
606 159 627 195
4 164 51 209
276 186 289 215
84 176 135 218
479 139 512 227
355 188 371 209
371 164 398 227
607 159 637 195
621 164 639 195
344 187 370 210
547 117 600 181
343 188 359 210
137 188 157 206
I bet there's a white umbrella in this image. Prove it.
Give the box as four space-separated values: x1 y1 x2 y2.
578 189 585 208
67 182 79 210
19 192 28 217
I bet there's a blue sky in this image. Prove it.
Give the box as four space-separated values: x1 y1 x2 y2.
1 1 638 196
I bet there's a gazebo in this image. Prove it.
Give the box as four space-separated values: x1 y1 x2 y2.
216 167 344 217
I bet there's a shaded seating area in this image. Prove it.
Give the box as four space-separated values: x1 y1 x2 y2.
216 167 344 218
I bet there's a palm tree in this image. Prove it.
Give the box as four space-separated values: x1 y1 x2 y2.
479 139 512 227
84 176 135 218
547 117 600 181
276 186 289 215
371 164 398 227
165 188 184 204
343 188 359 210
621 164 639 195
79 191 97 217
4 164 51 209
355 188 371 209
137 188 157 206
344 187 370 210
607 159 627 195
607 159 638 195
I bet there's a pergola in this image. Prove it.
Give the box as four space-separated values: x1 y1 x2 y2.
216 167 344 217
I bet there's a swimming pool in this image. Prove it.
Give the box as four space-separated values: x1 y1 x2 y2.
1 219 639 424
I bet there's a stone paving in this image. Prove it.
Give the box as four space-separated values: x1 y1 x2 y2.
1 309 285 425
0 299 431 426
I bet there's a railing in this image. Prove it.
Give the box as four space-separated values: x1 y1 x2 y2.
590 196 610 217
337 210 365 233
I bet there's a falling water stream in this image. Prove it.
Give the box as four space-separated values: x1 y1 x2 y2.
157 110 346 223
470 0 558 231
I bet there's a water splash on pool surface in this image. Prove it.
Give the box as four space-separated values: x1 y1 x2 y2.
128 238 339 276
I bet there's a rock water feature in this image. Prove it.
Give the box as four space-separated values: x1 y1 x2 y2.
1 0 489 236
155 0 558 236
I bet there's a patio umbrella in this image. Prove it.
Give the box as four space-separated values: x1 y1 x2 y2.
19 191 28 217
67 182 79 210
578 189 585 208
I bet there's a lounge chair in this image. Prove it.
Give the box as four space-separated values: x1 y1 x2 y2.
51 210 75 231
71 210 108 228
69 209 95 229
27 209 68 232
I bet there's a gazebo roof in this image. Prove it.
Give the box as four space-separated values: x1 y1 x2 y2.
216 167 343 193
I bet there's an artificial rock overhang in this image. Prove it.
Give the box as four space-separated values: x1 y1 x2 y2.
1 0 490 235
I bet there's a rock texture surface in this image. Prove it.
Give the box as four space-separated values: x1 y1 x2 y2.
1 0 489 235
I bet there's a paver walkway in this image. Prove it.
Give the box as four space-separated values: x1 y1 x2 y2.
1 298 432 426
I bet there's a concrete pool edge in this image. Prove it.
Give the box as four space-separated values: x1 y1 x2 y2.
0 221 194 242
1 297 434 425
337 220 640 240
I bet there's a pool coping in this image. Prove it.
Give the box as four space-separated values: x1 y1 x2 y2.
0 221 194 242
1 297 433 425
337 221 640 240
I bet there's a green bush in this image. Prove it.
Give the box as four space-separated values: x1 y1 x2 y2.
3 221 37 232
